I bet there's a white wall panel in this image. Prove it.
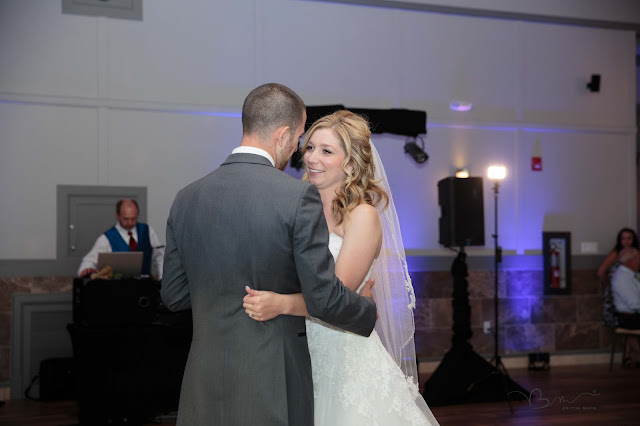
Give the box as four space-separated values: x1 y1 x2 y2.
260 0 399 107
0 104 98 259
107 0 257 107
0 0 636 263
397 12 519 122
0 1 98 98
517 131 635 253
107 110 243 242
522 23 635 128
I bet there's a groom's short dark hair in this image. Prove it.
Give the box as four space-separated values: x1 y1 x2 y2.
242 83 306 141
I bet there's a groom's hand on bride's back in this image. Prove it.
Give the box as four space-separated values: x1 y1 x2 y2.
359 277 375 301
359 277 378 319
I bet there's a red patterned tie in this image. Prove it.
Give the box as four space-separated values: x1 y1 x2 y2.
128 231 138 251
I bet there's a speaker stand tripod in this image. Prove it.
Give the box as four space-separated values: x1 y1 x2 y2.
423 180 528 407
423 246 528 406
465 179 527 412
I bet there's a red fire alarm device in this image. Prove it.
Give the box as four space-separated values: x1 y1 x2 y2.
532 157 542 171
532 140 542 172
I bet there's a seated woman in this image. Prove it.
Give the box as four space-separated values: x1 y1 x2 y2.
610 247 640 366
598 227 639 283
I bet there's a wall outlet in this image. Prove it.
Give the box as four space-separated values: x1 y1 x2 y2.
483 321 491 334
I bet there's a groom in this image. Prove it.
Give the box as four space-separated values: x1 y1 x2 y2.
161 83 377 425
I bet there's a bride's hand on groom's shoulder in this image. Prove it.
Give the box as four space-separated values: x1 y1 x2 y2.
243 286 281 322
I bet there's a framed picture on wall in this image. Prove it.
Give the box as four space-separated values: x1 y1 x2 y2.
543 232 571 295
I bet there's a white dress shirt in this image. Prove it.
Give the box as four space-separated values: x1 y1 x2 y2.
232 146 275 166
77 222 165 278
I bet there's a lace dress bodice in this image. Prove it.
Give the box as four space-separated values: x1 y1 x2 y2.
306 233 437 426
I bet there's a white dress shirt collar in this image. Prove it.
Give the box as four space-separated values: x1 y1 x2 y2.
232 146 275 167
116 222 136 239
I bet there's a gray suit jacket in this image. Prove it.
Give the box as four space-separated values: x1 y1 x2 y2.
161 153 377 426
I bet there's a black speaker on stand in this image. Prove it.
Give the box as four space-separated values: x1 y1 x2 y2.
437 177 485 248
422 177 528 408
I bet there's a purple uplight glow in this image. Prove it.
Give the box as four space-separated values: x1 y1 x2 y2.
449 101 473 112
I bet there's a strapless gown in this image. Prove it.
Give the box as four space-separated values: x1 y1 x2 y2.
305 233 439 425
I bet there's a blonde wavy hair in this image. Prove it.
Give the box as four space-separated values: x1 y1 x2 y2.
302 110 389 225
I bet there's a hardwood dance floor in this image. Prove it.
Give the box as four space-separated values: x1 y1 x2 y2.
1 364 638 425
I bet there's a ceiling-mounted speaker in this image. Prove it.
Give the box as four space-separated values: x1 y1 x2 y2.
586 74 601 92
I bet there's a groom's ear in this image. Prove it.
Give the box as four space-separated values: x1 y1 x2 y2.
274 126 291 147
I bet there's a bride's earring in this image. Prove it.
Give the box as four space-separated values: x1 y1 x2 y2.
345 163 354 185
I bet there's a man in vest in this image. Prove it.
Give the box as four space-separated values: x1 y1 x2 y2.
77 199 164 279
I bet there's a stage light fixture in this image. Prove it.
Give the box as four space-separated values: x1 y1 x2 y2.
477 164 527 408
404 136 428 164
488 165 506 181
455 168 469 178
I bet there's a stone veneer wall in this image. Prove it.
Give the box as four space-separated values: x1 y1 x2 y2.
0 269 610 386
412 269 610 359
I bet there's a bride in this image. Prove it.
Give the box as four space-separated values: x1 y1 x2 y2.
243 110 439 425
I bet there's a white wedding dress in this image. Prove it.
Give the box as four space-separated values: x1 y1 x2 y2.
306 233 439 426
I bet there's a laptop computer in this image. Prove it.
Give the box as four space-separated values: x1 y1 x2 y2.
97 252 144 278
